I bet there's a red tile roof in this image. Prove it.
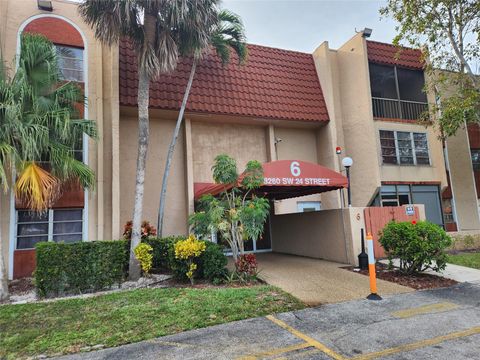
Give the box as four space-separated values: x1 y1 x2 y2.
119 41 329 122
367 41 424 70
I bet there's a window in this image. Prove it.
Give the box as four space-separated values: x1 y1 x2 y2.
371 185 444 226
376 185 411 207
55 45 84 82
297 201 321 212
379 130 430 165
397 67 428 103
16 208 83 249
369 63 428 120
369 63 397 99
471 150 480 170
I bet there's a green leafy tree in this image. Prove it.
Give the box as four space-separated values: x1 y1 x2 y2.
189 154 270 262
381 0 479 137
0 34 97 301
157 9 248 237
79 0 219 279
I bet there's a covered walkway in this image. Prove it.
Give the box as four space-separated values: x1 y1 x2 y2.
256 253 412 305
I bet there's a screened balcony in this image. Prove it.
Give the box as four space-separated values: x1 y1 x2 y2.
369 63 428 121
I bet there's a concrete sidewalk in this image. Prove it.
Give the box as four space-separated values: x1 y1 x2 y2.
256 253 412 305
57 283 480 360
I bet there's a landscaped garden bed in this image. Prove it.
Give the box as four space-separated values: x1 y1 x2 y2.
344 220 458 290
343 263 458 290
0 285 304 360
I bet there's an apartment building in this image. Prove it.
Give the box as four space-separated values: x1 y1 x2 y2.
1 0 479 279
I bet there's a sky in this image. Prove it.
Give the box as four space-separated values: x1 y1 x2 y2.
222 0 397 53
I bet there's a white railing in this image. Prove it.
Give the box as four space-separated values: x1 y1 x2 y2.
372 97 428 120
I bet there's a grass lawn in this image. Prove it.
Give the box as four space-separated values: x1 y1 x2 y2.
0 285 304 359
448 252 480 270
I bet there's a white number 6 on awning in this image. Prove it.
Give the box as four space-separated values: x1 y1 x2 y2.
290 161 301 177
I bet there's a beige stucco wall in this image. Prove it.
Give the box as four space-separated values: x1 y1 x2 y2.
190 121 268 183
119 115 188 236
312 43 348 209
375 121 447 186
273 126 323 213
271 207 366 265
446 127 480 230
335 34 382 206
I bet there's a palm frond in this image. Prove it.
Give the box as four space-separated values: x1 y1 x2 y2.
0 142 15 192
15 162 59 211
211 9 247 65
79 0 143 46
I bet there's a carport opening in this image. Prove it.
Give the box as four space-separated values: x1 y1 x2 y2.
194 160 348 254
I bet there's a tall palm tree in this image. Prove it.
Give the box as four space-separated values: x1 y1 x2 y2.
79 0 219 280
0 33 97 301
156 9 247 237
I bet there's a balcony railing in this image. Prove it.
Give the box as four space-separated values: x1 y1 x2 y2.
372 97 428 121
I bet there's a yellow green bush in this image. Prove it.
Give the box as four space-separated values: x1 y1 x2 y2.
174 235 206 284
134 243 153 275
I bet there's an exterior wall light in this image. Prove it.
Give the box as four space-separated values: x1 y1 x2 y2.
37 0 53 11
342 157 353 207
362 28 373 38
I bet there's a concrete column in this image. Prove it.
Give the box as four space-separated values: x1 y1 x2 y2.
95 42 104 240
446 127 480 230
109 46 121 239
266 124 276 161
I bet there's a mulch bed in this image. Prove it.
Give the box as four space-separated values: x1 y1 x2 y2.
8 277 35 295
343 263 458 290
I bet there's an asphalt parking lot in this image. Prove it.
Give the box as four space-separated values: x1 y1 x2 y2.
58 282 480 360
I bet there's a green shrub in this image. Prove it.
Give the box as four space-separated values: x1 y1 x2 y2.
35 240 128 298
142 236 183 270
151 237 228 282
35 236 228 297
201 242 228 282
379 220 452 274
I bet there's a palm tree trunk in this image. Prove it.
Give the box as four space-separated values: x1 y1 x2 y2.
129 68 150 281
0 200 8 301
157 60 197 237
0 235 8 302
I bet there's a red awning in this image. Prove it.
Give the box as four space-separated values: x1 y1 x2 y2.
194 160 348 200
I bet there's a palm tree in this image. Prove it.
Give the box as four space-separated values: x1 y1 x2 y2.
156 10 247 237
0 33 97 301
79 0 219 280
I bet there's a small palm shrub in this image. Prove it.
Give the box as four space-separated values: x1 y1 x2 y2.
379 220 452 274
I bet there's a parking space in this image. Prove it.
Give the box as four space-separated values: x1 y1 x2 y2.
58 283 480 360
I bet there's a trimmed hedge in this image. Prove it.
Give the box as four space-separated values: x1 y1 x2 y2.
142 236 184 270
146 237 228 282
201 241 228 281
35 237 228 297
35 241 128 298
